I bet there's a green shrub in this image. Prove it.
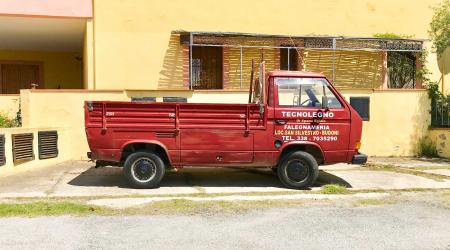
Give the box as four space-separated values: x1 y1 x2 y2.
417 136 439 158
320 184 349 194
373 33 413 39
429 0 450 57
0 113 18 128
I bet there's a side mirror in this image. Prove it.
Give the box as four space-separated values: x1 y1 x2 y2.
322 96 329 109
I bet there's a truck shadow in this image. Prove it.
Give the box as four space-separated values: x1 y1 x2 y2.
67 166 352 189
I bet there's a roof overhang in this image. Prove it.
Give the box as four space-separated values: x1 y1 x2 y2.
268 70 326 78
177 31 425 52
0 16 85 52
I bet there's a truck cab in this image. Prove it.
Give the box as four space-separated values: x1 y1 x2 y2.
85 70 367 189
269 71 365 165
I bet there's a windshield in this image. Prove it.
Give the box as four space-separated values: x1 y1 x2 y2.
275 77 343 108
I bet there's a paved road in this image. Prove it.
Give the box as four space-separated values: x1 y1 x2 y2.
1 201 449 250
1 161 449 198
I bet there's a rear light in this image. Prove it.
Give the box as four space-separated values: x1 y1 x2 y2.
355 141 361 150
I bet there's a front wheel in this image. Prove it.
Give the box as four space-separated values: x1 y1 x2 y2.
277 151 319 189
123 151 165 189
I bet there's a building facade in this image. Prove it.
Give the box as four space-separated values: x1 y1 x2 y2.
0 0 449 169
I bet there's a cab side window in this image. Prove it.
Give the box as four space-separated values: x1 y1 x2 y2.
276 77 342 108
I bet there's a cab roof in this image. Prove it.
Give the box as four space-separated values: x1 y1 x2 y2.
268 70 326 78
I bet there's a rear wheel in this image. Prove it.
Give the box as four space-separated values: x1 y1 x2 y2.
277 151 319 189
123 151 165 189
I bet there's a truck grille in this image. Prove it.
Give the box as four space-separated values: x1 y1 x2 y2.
38 131 58 159
12 133 34 163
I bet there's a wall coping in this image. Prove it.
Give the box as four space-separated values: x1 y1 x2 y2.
28 89 124 94
0 126 66 133
23 88 428 94
0 94 20 97
429 128 450 131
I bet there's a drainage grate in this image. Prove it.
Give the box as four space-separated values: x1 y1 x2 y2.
38 131 58 159
12 133 34 163
0 134 5 166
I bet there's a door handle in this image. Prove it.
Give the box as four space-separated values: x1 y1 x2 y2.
275 119 286 125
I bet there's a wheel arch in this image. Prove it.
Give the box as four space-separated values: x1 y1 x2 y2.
279 142 324 165
120 140 172 167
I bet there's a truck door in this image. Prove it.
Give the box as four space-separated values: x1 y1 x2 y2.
273 77 351 163
179 104 254 165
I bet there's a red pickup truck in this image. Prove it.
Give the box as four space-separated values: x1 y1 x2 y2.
85 70 367 189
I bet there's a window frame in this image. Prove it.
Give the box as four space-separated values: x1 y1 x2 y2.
273 77 345 110
280 48 299 71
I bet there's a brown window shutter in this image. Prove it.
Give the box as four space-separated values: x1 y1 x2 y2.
12 133 34 163
38 131 58 159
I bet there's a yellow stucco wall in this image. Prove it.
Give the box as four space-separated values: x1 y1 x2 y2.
17 89 429 160
0 50 83 89
429 129 450 158
1 0 445 170
90 0 444 90
20 90 128 160
0 127 72 172
340 89 430 156
156 35 185 90
0 95 19 119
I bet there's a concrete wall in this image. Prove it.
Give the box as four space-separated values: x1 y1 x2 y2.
429 129 450 158
18 89 430 160
89 0 445 90
340 89 430 156
0 127 72 174
0 95 20 119
20 90 128 160
0 50 83 89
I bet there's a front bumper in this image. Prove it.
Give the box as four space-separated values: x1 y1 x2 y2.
352 153 368 165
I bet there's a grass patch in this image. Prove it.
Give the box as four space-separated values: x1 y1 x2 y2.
124 199 308 215
320 184 349 194
363 164 450 181
417 136 439 158
353 198 397 207
409 165 450 170
0 202 110 217
2 189 450 217
0 199 312 217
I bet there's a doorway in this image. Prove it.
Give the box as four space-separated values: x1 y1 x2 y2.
0 61 43 94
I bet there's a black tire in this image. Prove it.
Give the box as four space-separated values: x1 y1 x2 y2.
123 151 165 189
277 151 319 189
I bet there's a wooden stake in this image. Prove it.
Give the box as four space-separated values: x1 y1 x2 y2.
248 59 254 103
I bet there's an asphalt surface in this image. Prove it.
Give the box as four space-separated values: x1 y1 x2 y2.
0 201 449 250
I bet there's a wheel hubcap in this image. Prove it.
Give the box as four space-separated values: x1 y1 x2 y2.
131 158 156 183
285 160 309 183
